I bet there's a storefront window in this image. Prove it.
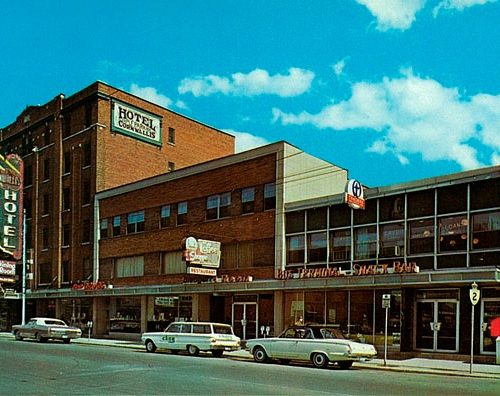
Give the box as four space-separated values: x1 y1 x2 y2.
354 226 377 260
304 292 324 324
148 296 192 332
307 232 327 263
379 223 404 257
284 292 305 327
374 290 401 348
326 291 348 332
349 290 374 342
472 211 500 250
482 293 500 354
409 219 434 255
110 297 141 333
439 216 468 252
330 229 351 262
287 235 305 265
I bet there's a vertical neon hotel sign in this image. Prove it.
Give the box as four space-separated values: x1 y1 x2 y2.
0 154 23 259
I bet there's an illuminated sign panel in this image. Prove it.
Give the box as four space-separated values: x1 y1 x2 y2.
111 100 162 147
345 179 365 210
183 237 221 268
0 154 23 260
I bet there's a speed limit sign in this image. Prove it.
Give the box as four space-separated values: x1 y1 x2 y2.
469 282 480 305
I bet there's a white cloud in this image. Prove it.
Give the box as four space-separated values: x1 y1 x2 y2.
178 68 314 98
273 69 500 170
223 129 271 153
129 84 173 108
433 0 498 16
332 58 348 77
355 0 427 31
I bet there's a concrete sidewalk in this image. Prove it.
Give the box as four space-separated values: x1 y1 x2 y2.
2 332 499 379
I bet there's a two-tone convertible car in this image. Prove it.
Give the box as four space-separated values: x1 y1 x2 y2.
12 317 82 343
246 325 377 369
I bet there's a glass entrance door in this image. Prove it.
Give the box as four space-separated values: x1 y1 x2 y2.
415 300 459 352
232 302 257 340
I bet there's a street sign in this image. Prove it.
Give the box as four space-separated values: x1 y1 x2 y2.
382 294 391 309
469 282 480 305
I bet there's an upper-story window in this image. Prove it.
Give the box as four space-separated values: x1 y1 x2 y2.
43 158 50 181
63 113 72 138
112 216 121 237
82 219 91 244
168 162 175 172
241 187 255 214
63 152 71 175
100 218 108 239
62 188 71 211
379 223 404 257
177 202 188 225
24 164 33 187
127 211 145 234
206 192 231 220
264 183 276 210
85 102 93 128
82 180 91 205
43 125 51 146
438 215 468 252
42 228 49 250
62 223 71 247
354 226 377 260
83 141 91 167
408 219 434 255
472 210 500 250
42 193 50 216
160 205 171 228
168 127 175 144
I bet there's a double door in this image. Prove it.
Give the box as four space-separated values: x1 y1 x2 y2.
415 300 459 352
232 302 257 340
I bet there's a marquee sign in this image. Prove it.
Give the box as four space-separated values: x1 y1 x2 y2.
345 179 365 210
0 154 23 260
111 100 162 147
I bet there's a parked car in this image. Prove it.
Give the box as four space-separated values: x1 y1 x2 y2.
12 317 82 343
141 321 241 357
246 325 377 369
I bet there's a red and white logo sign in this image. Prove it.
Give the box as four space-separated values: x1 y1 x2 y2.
345 179 365 210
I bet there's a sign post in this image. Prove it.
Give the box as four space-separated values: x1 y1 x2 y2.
382 294 391 366
469 282 480 374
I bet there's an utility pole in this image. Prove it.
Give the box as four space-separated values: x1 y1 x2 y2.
22 209 26 325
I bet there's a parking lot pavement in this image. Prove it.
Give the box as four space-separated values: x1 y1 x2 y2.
2 332 499 378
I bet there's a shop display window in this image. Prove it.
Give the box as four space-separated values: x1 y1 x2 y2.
349 290 374 341
148 296 192 332
110 297 141 333
307 232 327 263
304 292 324 324
379 223 404 257
330 228 351 262
482 299 500 354
438 215 468 252
408 219 434 255
326 291 348 331
286 235 305 264
374 290 401 347
472 210 500 250
284 292 305 327
354 226 377 260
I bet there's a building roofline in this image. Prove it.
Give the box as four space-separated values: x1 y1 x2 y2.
95 140 293 200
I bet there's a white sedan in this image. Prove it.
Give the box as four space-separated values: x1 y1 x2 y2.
246 325 377 369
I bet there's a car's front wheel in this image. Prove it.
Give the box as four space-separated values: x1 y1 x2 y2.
145 340 157 353
14 331 23 341
36 333 47 343
253 346 269 363
211 350 224 358
187 345 199 356
311 353 329 369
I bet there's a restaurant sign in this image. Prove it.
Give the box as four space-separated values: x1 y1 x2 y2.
0 154 23 260
0 260 16 276
183 237 221 268
111 100 162 147
276 261 419 280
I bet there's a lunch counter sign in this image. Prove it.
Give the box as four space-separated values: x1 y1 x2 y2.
111 101 162 147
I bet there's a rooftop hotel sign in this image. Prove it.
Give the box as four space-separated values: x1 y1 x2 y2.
111 100 162 147
0 154 23 260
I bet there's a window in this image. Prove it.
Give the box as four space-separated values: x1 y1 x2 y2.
82 258 92 281
287 235 305 264
472 211 500 250
61 261 70 284
264 183 276 210
62 224 71 247
38 263 52 285
354 226 377 260
63 113 71 137
163 251 184 274
85 102 93 128
286 211 305 234
220 242 254 269
241 187 255 214
379 223 404 257
82 219 90 243
438 215 468 252
307 232 327 262
168 127 175 144
43 158 50 181
83 141 91 167
408 189 434 218
330 229 351 261
116 256 144 277
127 211 145 234
168 162 175 172
82 180 91 205
160 205 171 228
471 179 500 210
24 165 33 186
63 152 71 174
112 216 121 237
43 125 51 146
379 195 405 221
408 219 434 255
206 193 231 220
100 218 108 239
437 184 467 214
307 208 327 231
25 198 32 219
42 228 49 250
63 188 71 211
330 205 351 228
43 193 50 215
177 202 188 225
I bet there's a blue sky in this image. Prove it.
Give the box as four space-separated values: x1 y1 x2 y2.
1 0 499 187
